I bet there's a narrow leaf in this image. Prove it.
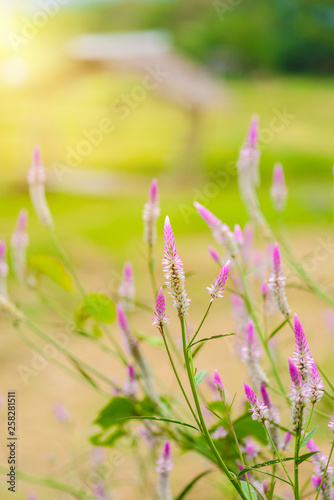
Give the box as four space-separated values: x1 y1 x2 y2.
71 360 99 389
116 415 199 431
175 470 213 500
268 318 289 340
300 426 318 449
190 333 235 348
194 369 207 387
240 481 257 500
297 451 317 465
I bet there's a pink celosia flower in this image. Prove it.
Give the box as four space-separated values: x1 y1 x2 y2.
207 260 230 299
271 163 287 212
247 114 259 149
212 426 227 439
123 365 138 398
308 440 333 499
231 294 249 339
308 359 324 404
194 202 238 258
288 358 310 432
11 209 29 282
234 224 244 246
244 438 259 459
311 474 323 489
282 431 292 452
213 369 224 393
27 145 53 227
208 245 220 264
244 383 269 423
118 261 135 310
242 321 268 387
143 178 160 246
263 479 269 497
268 242 291 318
156 441 173 500
116 302 138 353
163 217 190 317
0 240 9 298
261 279 269 297
329 418 334 433
260 382 280 449
293 313 313 382
153 287 169 328
52 402 70 423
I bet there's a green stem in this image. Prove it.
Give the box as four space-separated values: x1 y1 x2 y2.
264 425 294 488
180 316 248 500
161 327 201 429
304 405 314 435
294 423 302 500
188 301 213 346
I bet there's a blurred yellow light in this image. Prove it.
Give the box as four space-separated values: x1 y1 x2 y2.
0 56 30 85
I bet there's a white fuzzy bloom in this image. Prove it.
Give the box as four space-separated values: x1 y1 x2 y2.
157 441 173 500
118 261 135 311
242 321 268 389
268 243 291 318
27 146 53 227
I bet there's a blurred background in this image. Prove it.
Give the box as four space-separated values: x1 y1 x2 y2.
1 0 334 498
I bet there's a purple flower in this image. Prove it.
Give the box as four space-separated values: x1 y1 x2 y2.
311 474 323 489
288 358 310 431
271 163 287 212
268 242 291 318
213 369 224 393
234 224 244 246
260 382 271 408
308 359 324 404
118 261 135 310
143 178 160 246
282 432 292 451
242 321 268 387
123 365 138 398
208 245 220 264
247 114 259 149
244 383 269 423
245 439 259 459
163 216 190 317
157 441 173 473
27 145 53 227
329 418 334 433
207 260 230 299
194 202 238 258
261 279 269 297
117 302 138 353
153 287 169 328
293 313 313 382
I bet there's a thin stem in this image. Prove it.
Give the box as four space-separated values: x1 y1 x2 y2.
161 327 201 429
304 405 314 435
264 425 294 488
148 243 158 298
315 441 334 500
188 301 213 346
294 422 302 500
180 316 248 500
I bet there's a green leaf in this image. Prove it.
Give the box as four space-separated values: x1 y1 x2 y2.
237 457 294 477
29 255 72 291
233 413 267 444
90 428 125 447
175 470 213 500
75 293 116 327
300 426 318 449
268 318 289 340
116 415 200 431
94 397 137 429
133 330 164 347
194 369 207 387
297 451 317 465
71 360 99 389
190 333 235 348
240 481 257 500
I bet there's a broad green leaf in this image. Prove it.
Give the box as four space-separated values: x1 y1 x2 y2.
240 481 257 500
190 333 235 348
90 428 125 447
194 369 207 387
133 330 164 347
29 255 72 291
75 293 116 327
234 413 267 444
94 397 137 429
300 426 318 449
175 470 213 500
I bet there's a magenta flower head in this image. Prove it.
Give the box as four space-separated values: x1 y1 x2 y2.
118 261 135 310
234 224 244 246
309 359 324 404
289 358 310 431
213 369 224 393
153 287 169 328
143 178 160 246
283 431 292 451
123 364 138 398
193 202 238 258
329 418 334 433
163 216 190 317
271 163 287 212
268 242 291 318
207 259 230 299
244 383 268 423
157 441 173 473
27 145 53 227
208 245 220 264
117 302 138 353
260 382 271 408
247 114 259 149
242 321 268 387
261 279 269 297
288 357 302 387
311 474 323 490
293 313 312 382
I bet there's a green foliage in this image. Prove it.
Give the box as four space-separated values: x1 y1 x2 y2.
233 412 268 445
240 481 257 500
29 255 72 291
175 470 213 500
300 425 318 449
75 293 116 327
194 369 207 387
